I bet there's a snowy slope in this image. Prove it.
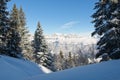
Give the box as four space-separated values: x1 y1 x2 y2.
28 60 120 80
38 65 52 73
1 54 120 80
0 55 50 80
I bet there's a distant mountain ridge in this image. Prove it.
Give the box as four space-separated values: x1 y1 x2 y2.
44 33 97 54
45 33 97 45
29 33 97 54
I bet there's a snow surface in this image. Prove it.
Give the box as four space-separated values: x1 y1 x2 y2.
1 55 120 80
0 55 51 80
38 65 52 73
28 60 120 80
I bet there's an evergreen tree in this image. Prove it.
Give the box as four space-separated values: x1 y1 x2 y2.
0 0 10 55
8 4 22 58
33 22 48 63
67 52 75 68
42 50 54 71
92 0 120 60
53 50 66 71
59 50 64 59
18 7 33 60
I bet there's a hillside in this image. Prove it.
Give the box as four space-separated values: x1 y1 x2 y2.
0 55 120 80
28 59 120 80
0 55 51 80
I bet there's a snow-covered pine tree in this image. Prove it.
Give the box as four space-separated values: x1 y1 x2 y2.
66 52 75 69
53 50 66 71
42 50 54 71
0 0 10 55
33 22 52 67
107 0 120 59
92 0 120 60
7 4 22 58
18 7 33 60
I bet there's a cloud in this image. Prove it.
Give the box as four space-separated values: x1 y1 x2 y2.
61 21 80 29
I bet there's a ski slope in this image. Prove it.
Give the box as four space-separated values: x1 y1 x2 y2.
28 60 120 80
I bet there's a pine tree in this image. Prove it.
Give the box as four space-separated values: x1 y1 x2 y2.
42 50 54 71
53 50 66 71
92 0 120 60
0 0 10 55
108 0 120 59
18 7 33 60
33 22 48 63
67 52 74 68
8 4 22 58
59 50 64 59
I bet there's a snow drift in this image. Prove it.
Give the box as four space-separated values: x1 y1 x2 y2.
0 55 51 80
28 60 120 80
1 55 120 80
38 65 52 73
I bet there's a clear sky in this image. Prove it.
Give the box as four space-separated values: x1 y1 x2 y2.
8 0 97 35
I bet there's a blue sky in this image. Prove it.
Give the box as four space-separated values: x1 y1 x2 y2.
8 0 97 35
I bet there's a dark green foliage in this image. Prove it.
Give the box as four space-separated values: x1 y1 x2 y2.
92 0 120 60
53 50 90 71
0 0 10 55
8 4 22 58
41 51 54 71
34 22 48 53
59 50 64 59
66 52 74 68
33 22 48 63
19 7 26 27
33 22 55 71
53 50 65 71
7 4 33 59
0 1 32 59
18 7 33 60
7 28 22 58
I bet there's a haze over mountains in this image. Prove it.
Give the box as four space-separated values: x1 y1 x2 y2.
30 33 97 54
30 33 97 53
46 33 97 54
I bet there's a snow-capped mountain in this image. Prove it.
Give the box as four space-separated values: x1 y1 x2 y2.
30 33 97 54
45 33 97 44
45 33 97 54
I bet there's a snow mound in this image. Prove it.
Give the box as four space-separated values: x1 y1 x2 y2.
39 65 52 73
28 60 120 80
0 55 46 80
